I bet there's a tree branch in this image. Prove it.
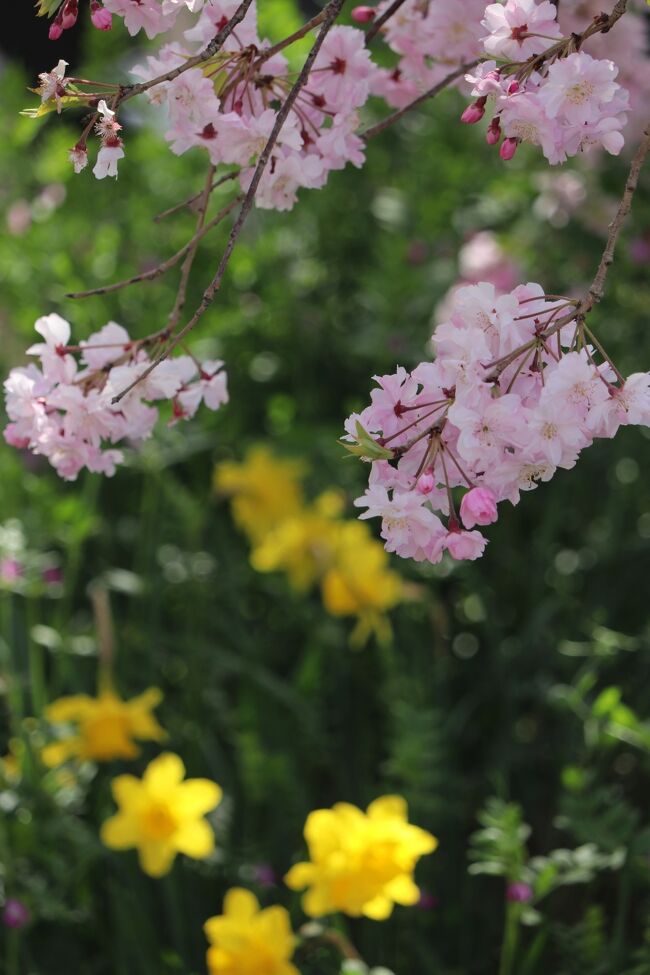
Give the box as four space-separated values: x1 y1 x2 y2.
111 0 347 405
67 195 241 299
362 60 480 142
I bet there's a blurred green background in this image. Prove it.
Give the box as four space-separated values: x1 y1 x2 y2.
2 5 650 973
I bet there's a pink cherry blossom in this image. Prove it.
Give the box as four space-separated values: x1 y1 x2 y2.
460 488 498 529
482 0 562 61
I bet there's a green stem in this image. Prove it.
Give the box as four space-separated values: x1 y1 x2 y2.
6 929 20 975
499 902 520 975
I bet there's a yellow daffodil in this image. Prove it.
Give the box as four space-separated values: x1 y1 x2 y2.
101 752 222 877
204 888 299 975
321 521 403 646
41 687 166 767
250 491 345 591
285 796 437 920
214 446 306 543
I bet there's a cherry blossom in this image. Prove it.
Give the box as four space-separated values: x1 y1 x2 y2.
4 317 229 480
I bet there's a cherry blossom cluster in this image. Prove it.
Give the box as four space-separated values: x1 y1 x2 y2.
37 0 377 207
364 0 487 109
461 0 630 163
3 315 228 480
344 282 650 564
557 0 650 135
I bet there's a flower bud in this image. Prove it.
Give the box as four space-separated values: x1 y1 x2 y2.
500 137 518 160
416 471 435 494
49 15 64 40
459 487 498 529
352 5 376 22
61 0 78 29
90 1 112 30
486 117 501 145
460 97 486 125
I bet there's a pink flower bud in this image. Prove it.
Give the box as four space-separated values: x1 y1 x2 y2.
500 137 518 160
90 1 112 30
486 117 501 145
459 487 498 529
61 0 78 29
49 18 64 40
445 529 487 561
417 471 435 494
352 5 376 21
460 97 486 125
507 80 520 95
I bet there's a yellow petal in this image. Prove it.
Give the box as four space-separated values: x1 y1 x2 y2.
41 739 78 767
126 688 167 742
284 862 314 891
302 886 334 919
362 895 394 920
175 779 222 817
143 753 185 796
101 813 138 850
111 774 142 809
138 841 176 877
173 819 215 859
223 887 260 920
367 795 408 822
384 874 420 906
46 695 94 723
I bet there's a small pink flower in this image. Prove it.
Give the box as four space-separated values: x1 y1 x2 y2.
461 98 487 124
460 487 498 529
0 559 22 584
90 1 113 30
2 899 30 930
507 882 533 903
352 5 375 22
500 137 518 160
445 529 487 561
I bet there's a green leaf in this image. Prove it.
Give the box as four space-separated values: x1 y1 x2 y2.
339 421 395 460
592 686 621 718
35 0 65 16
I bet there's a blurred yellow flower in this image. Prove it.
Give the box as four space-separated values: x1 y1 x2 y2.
250 491 344 591
101 752 222 877
204 888 299 975
321 521 402 646
41 687 166 767
285 796 437 920
214 446 306 543
215 446 411 644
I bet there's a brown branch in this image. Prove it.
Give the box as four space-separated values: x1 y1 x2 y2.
364 0 408 45
111 0 347 406
153 172 237 222
580 121 650 314
167 163 216 331
255 8 329 65
66 195 241 299
362 60 480 141
117 0 256 106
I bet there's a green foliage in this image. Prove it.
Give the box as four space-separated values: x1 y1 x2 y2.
1 7 650 975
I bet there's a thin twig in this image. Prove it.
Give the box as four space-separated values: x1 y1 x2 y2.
67 196 241 299
365 0 408 45
362 60 480 141
255 8 329 65
153 172 237 222
167 163 216 330
118 0 256 105
112 0 347 405
581 120 650 313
